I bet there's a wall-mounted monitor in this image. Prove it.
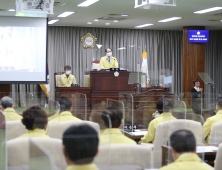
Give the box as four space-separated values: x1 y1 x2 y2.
188 30 209 43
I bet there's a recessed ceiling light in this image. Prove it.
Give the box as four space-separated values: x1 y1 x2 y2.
87 22 92 24
57 11 75 17
105 23 110 25
113 20 118 22
220 20 222 22
8 9 15 12
60 3 66 6
77 0 99 7
121 14 128 16
158 17 182 22
134 23 154 28
94 19 99 21
194 7 222 14
48 19 59 24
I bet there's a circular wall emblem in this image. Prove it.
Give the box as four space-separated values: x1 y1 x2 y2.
81 32 97 49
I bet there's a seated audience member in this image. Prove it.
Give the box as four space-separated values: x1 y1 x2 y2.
63 125 99 170
140 98 176 144
159 130 212 170
202 97 222 143
58 65 77 87
18 105 49 138
100 107 136 145
48 102 60 121
0 96 22 121
46 97 81 133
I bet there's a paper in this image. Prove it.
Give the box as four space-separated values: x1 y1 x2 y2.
196 146 218 153
164 76 172 84
129 131 148 136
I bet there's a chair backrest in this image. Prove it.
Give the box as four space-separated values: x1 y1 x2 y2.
214 143 222 170
6 120 28 141
54 72 64 87
153 119 202 168
94 144 152 170
7 137 67 170
92 63 101 71
48 120 100 139
209 121 222 144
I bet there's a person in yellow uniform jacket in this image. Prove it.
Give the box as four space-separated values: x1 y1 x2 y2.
18 106 49 138
139 98 176 144
100 107 137 145
202 97 222 143
46 97 81 134
100 48 118 69
0 96 22 121
159 130 212 170
58 65 77 87
62 125 99 170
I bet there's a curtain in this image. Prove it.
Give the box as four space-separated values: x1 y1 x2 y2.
48 26 183 100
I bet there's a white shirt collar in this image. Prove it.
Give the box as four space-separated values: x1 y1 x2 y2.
194 86 199 91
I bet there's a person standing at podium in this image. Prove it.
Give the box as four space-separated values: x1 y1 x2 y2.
58 65 76 87
100 48 118 69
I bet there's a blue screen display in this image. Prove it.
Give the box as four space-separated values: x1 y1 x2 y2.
188 30 209 43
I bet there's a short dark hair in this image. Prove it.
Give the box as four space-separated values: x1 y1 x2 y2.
193 79 200 86
64 65 71 70
217 97 222 109
22 105 48 130
63 125 98 164
101 107 122 128
59 97 72 112
156 98 173 114
0 96 13 109
170 130 196 153
105 48 112 53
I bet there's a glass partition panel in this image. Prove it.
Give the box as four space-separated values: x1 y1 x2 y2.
75 92 87 120
29 139 55 170
0 110 6 170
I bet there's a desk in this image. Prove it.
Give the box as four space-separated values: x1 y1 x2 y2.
162 145 218 167
123 129 147 141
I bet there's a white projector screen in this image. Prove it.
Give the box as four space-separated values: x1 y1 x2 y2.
0 17 47 84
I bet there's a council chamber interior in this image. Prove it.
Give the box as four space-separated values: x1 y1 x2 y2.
0 0 222 170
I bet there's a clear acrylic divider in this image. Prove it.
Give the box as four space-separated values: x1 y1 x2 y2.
0 110 6 170
29 138 56 170
75 92 87 120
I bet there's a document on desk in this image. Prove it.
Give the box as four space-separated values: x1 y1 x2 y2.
196 146 218 153
129 131 148 136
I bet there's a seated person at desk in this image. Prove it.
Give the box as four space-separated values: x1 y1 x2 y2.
202 97 222 143
139 98 176 144
100 48 118 69
46 97 81 134
58 65 76 87
0 96 22 121
100 107 136 145
62 125 99 170
159 130 212 170
18 106 49 138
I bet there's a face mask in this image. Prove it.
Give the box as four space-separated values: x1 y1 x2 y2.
66 71 71 75
107 52 112 56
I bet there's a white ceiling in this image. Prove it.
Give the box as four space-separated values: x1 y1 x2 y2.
0 0 222 30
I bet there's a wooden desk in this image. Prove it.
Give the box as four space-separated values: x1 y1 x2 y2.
162 145 218 167
123 129 147 142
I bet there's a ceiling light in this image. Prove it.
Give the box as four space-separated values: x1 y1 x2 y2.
158 17 182 22
121 14 128 16
113 20 118 22
117 47 126 50
94 19 99 21
105 23 110 25
134 23 154 28
8 9 15 11
96 44 102 49
48 19 59 24
194 7 222 14
60 3 66 6
57 11 75 17
77 0 99 7
87 22 92 24
220 20 222 22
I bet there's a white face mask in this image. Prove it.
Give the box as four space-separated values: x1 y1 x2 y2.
66 71 71 75
107 52 112 57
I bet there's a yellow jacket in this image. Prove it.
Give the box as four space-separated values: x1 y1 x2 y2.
58 73 76 87
3 108 22 121
66 163 99 170
100 56 118 69
17 128 49 138
141 112 176 143
100 128 137 145
159 153 212 170
202 110 222 143
48 109 60 121
46 111 81 134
